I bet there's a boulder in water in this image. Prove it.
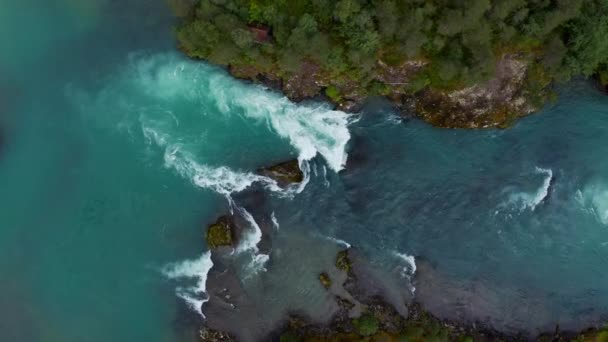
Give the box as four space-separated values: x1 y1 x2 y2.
206 216 235 249
258 159 303 187
335 249 352 274
319 272 332 289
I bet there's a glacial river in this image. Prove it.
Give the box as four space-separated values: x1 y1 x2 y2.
1 1 608 341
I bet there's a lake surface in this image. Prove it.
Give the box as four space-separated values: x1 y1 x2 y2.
2 1 608 341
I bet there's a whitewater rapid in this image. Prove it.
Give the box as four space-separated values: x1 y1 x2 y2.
161 252 214 317
84 52 354 316
393 251 417 293
506 167 554 211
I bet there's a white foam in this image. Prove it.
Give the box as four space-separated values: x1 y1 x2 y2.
232 205 271 277
140 117 282 197
234 206 262 254
509 167 553 211
293 159 311 194
208 73 353 172
95 52 353 315
531 167 553 209
317 234 351 249
392 251 417 293
247 253 270 275
162 252 214 317
321 165 330 187
97 52 351 197
387 113 402 124
131 52 352 196
161 143 282 196
113 51 353 173
271 212 280 231
393 252 417 276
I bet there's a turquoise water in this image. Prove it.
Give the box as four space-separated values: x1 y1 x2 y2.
3 1 608 341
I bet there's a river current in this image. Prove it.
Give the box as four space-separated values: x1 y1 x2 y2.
1 1 608 341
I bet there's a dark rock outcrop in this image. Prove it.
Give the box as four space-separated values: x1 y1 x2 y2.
258 159 303 187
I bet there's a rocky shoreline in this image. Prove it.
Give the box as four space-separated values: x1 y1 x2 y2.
198 246 608 342
196 160 608 342
226 52 546 129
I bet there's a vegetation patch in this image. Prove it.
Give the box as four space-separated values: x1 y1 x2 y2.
206 216 234 249
335 250 351 274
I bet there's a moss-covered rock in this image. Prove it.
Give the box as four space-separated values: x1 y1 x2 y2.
335 250 352 274
570 327 608 342
258 160 304 187
319 272 331 289
206 216 234 249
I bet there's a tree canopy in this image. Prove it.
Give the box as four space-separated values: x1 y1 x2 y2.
173 0 608 95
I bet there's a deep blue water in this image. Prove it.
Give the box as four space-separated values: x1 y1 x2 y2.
2 1 608 341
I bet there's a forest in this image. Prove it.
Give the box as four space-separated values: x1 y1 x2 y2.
170 0 608 100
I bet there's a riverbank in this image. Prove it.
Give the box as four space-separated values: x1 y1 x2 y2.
193 143 608 341
226 51 544 129
171 0 608 129
198 247 608 342
194 158 608 342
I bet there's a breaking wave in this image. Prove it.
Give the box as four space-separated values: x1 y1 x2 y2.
162 145 281 196
207 75 352 172
508 167 553 211
318 235 352 249
129 52 353 173
271 212 280 231
79 52 354 316
162 252 214 317
392 251 417 293
120 53 353 313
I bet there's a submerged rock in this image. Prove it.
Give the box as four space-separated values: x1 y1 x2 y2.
258 159 303 187
198 327 235 342
319 272 331 289
205 216 234 249
200 247 608 342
